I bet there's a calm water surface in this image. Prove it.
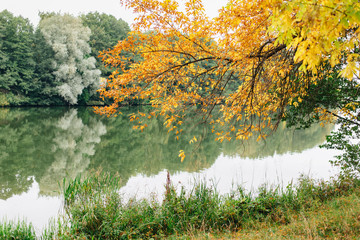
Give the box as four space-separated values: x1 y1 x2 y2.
0 107 340 232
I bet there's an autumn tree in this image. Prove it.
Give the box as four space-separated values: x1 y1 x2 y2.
268 0 360 174
95 0 360 162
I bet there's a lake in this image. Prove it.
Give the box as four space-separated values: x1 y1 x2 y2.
0 107 340 232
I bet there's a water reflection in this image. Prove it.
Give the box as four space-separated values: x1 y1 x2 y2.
0 107 334 200
40 109 107 195
222 121 332 159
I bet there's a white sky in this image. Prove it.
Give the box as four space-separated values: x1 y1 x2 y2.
0 0 225 27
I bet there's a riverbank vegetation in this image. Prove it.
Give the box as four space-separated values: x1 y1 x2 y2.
1 171 360 239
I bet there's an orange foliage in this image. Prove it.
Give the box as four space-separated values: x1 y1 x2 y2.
95 0 360 144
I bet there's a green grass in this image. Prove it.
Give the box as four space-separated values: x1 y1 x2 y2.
0 220 36 240
1 172 360 239
182 189 360 239
55 172 360 239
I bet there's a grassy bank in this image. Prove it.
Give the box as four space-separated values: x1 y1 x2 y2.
174 189 360 239
1 172 360 239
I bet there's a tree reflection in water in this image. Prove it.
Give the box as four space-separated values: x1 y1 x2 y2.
40 109 107 194
0 107 334 200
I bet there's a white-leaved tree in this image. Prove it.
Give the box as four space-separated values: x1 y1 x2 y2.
39 14 101 104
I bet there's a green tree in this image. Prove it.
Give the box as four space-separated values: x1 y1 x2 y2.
39 13 101 104
0 10 35 104
81 12 131 76
31 27 65 105
282 63 360 175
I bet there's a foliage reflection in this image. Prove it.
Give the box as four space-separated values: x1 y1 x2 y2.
0 107 333 199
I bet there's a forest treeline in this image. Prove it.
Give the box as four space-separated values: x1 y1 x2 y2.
0 10 130 106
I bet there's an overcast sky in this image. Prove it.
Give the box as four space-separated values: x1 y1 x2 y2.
0 0 225 27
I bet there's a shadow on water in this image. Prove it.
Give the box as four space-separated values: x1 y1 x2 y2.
0 107 334 199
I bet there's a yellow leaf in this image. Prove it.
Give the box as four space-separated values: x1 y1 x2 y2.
178 150 185 162
189 136 197 144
